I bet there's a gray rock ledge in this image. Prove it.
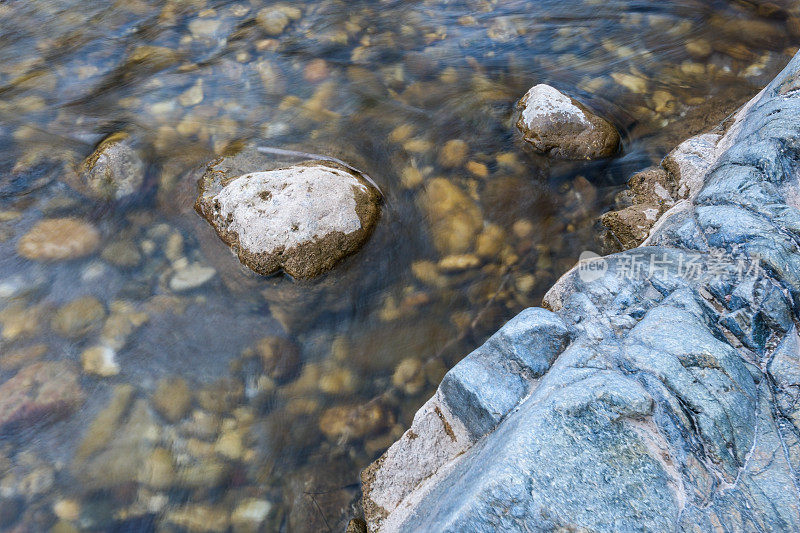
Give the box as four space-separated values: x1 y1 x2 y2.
363 52 800 531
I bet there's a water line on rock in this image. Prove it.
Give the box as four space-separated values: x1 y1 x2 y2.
256 145 384 198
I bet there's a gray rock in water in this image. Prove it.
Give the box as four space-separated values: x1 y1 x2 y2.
364 52 800 531
195 159 381 279
70 132 146 201
516 84 620 160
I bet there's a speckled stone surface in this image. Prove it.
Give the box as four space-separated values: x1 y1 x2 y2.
195 159 381 279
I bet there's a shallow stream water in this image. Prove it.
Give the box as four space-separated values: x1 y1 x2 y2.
0 0 797 531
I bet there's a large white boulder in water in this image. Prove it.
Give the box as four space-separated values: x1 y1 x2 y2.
195 160 381 279
516 84 620 160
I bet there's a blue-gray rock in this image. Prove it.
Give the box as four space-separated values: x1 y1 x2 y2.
362 52 800 531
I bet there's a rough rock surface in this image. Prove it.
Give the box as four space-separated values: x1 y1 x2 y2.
602 131 725 250
363 53 800 531
69 132 146 201
516 84 621 160
195 159 381 279
0 362 84 431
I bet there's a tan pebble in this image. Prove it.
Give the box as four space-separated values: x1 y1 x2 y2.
319 367 356 395
389 124 414 143
75 384 135 461
189 18 222 38
403 138 432 153
515 274 536 294
18 218 100 261
512 219 535 240
438 254 481 271
611 72 647 93
685 39 712 58
139 447 176 489
231 499 272 531
475 224 505 259
440 67 458 84
378 295 402 322
495 152 523 171
256 8 289 36
438 139 469 168
457 15 477 26
392 358 425 395
52 296 106 339
0 210 21 222
102 240 141 267
53 499 81 521
423 178 483 254
164 232 184 262
0 304 42 341
466 160 489 178
680 62 705 76
318 403 393 441
152 377 192 423
167 505 230 532
215 429 244 460
277 4 302 19
401 166 423 188
651 90 675 114
81 346 120 377
179 80 204 106
411 260 448 288
304 59 329 82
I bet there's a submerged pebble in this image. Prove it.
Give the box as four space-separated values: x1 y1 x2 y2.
0 362 84 431
17 218 100 261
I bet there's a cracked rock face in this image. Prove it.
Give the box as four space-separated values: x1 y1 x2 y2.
195 160 381 279
363 53 800 532
516 84 621 160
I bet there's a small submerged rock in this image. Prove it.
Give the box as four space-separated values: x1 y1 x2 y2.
0 362 84 431
69 132 146 201
169 262 216 292
195 160 381 279
516 84 620 160
17 218 100 261
152 377 192 423
51 296 106 339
